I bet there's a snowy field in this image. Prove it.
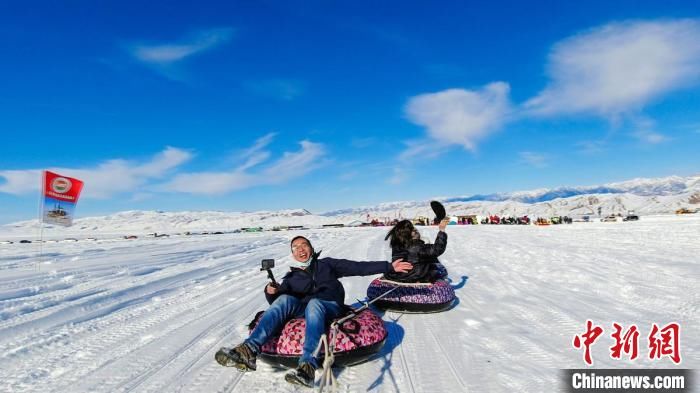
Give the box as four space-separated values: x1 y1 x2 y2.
0 215 698 392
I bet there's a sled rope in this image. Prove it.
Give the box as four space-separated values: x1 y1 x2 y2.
314 327 338 393
313 286 399 393
377 278 434 286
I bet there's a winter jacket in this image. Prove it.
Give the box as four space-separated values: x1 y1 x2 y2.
383 231 447 282
265 253 393 306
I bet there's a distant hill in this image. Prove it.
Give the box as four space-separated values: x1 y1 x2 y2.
2 174 698 237
321 174 700 219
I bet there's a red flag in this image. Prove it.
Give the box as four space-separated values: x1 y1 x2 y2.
41 171 85 227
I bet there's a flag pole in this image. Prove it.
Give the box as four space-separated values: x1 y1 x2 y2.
37 170 45 272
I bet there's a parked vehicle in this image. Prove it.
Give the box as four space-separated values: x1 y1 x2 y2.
675 208 695 215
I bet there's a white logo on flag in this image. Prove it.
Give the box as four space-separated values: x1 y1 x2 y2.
51 177 72 194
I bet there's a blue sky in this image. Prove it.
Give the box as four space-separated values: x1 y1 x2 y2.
1 1 700 223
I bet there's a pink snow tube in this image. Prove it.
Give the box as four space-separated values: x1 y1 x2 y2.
248 308 387 367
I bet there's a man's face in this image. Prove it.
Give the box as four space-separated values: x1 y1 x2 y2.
291 238 312 262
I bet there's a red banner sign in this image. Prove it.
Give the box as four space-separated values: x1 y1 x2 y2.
41 171 85 227
43 171 84 203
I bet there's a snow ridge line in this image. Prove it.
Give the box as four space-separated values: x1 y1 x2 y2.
0 245 276 392
427 326 468 390
113 288 263 392
60 264 270 392
153 289 274 392
395 316 417 393
0 247 227 333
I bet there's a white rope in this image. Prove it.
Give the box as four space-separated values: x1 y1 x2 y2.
313 324 339 393
312 286 400 392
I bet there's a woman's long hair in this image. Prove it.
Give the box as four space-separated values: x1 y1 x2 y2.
385 219 415 249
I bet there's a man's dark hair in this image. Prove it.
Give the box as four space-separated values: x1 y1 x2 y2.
290 235 312 248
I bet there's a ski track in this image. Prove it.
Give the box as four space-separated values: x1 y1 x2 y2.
0 219 699 392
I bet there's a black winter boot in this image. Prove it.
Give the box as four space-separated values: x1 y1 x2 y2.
284 362 316 388
215 343 257 371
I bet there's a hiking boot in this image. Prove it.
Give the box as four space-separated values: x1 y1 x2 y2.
215 343 257 371
284 362 316 388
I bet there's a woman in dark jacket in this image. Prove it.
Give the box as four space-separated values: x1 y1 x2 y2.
383 218 449 282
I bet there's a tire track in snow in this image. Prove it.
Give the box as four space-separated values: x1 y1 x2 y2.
0 243 233 336
78 239 290 393
114 289 262 393
426 326 468 390
1 242 284 392
60 256 275 392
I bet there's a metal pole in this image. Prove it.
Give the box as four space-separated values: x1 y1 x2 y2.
337 286 399 325
36 170 45 272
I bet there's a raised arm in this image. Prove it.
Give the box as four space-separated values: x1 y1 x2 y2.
326 258 412 278
418 230 448 258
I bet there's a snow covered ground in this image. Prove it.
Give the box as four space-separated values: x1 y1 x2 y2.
0 215 698 392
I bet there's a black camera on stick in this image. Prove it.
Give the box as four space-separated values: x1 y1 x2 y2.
261 259 278 286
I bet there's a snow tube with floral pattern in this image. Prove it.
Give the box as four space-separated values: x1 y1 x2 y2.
247 308 387 368
366 276 456 313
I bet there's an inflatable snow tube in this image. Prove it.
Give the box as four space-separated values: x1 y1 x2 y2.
366 278 456 313
248 309 387 368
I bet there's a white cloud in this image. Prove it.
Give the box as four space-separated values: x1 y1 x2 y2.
632 130 668 144
161 139 326 194
261 141 325 183
130 28 234 65
237 132 276 172
131 147 194 177
397 139 450 162
405 82 512 151
524 19 700 117
0 147 193 198
0 169 42 195
628 117 669 144
162 171 254 195
519 152 549 168
0 136 327 199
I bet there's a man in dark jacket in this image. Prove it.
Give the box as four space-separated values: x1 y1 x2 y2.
215 235 412 388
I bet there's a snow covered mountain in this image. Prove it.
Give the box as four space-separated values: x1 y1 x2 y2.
322 174 700 218
1 174 699 237
0 209 333 239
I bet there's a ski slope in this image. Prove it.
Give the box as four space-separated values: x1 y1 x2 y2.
0 215 698 392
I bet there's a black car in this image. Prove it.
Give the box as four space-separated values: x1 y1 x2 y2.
623 215 639 221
